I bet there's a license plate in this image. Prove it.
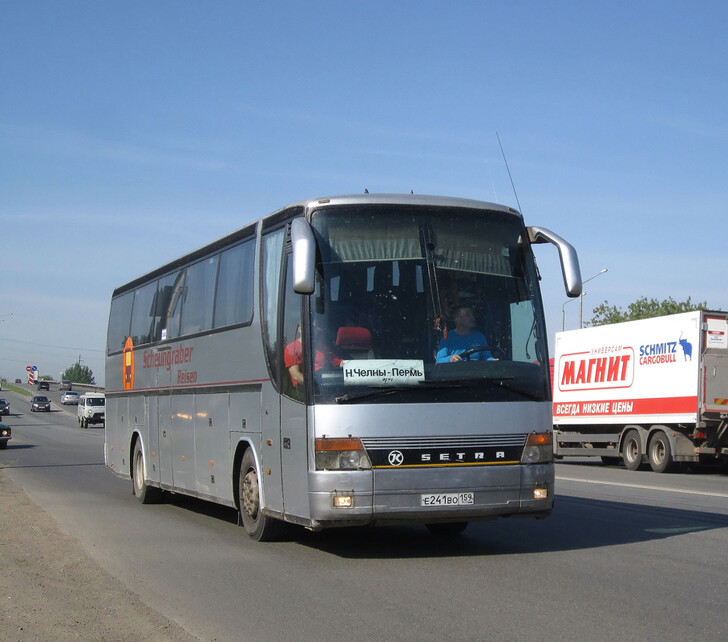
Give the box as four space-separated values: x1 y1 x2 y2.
420 492 474 507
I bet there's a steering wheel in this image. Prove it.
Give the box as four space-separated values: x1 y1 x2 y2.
459 345 493 361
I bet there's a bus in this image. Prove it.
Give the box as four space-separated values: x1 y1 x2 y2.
105 193 581 540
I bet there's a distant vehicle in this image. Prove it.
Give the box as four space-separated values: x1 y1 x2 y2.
37 381 50 391
14 379 21 384
59 380 73 391
30 395 51 412
61 391 80 405
0 422 10 449
0 399 9 415
78 393 105 428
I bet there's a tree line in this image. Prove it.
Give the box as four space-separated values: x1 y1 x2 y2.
587 296 708 326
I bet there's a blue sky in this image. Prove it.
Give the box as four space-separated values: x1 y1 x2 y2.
2 1 726 386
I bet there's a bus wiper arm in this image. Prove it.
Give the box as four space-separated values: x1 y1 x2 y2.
335 387 410 403
334 377 544 403
478 377 544 401
335 380 485 404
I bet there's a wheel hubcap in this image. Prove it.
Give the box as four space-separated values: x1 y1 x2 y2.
135 452 143 491
242 469 259 520
627 440 637 462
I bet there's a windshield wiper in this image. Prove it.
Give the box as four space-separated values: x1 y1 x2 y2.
478 377 545 401
335 380 468 403
334 377 545 403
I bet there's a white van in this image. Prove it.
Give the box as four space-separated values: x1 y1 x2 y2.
77 392 105 428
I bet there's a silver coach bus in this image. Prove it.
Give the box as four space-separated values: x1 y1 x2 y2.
105 194 581 540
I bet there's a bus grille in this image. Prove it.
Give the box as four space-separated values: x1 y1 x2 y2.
360 434 527 468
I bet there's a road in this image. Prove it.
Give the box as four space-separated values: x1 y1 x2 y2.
1 387 727 641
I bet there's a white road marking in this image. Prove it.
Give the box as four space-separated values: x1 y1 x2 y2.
556 476 728 498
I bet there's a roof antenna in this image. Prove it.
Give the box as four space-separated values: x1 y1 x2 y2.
496 132 523 214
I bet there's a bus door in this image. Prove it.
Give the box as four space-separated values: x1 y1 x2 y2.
279 252 310 520
259 228 286 515
260 225 309 521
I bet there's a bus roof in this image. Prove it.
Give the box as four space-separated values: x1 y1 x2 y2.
291 193 520 215
112 193 522 297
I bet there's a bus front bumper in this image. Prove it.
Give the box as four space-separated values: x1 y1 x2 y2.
307 463 554 530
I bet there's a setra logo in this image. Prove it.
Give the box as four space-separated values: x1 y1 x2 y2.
123 336 135 390
388 450 405 466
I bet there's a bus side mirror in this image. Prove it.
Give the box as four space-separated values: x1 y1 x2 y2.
291 218 316 294
527 226 582 297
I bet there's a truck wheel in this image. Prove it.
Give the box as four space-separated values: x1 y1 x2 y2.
133 441 161 504
648 431 674 473
623 430 642 471
238 449 285 541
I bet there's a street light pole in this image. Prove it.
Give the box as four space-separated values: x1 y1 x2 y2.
579 268 608 329
562 297 578 331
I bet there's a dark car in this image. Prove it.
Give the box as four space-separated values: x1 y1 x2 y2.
14 379 21 384
38 381 50 391
0 398 9 415
59 380 72 391
0 422 10 449
30 395 51 412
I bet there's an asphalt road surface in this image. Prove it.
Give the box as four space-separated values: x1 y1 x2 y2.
1 387 727 641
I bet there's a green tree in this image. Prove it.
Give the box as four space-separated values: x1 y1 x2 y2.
588 296 708 327
63 363 96 385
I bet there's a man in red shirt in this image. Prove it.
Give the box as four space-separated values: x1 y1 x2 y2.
284 325 342 387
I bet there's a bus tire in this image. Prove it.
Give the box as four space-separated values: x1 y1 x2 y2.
623 430 642 471
238 449 284 542
133 441 161 504
648 431 674 473
426 522 469 536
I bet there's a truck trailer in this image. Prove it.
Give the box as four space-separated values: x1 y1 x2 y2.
552 310 728 472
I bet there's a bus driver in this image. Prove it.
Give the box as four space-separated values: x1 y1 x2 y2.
436 306 494 363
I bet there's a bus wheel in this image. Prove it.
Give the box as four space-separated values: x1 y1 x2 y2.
426 522 469 537
648 431 674 473
133 441 161 504
238 449 283 542
623 430 643 471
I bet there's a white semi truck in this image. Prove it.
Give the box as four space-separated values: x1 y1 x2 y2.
552 310 728 472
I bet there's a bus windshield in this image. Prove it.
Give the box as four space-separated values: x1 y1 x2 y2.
309 204 549 404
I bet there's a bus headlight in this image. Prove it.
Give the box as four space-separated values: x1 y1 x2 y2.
521 432 553 464
315 437 372 470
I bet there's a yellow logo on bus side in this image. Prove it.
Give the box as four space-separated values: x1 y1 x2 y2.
123 336 135 390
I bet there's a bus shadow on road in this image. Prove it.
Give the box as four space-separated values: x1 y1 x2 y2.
297 495 728 559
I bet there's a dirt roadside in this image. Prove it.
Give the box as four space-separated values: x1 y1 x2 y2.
0 469 198 642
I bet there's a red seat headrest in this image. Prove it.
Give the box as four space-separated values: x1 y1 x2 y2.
335 327 371 351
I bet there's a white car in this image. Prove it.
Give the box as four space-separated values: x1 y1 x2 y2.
61 391 80 405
